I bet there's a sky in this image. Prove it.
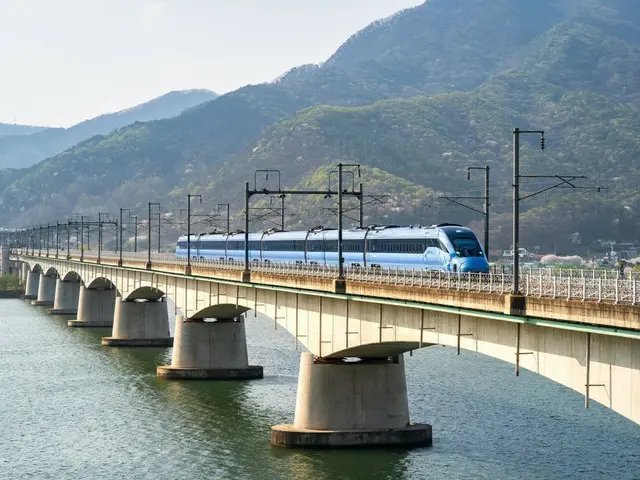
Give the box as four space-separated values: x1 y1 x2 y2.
0 0 422 127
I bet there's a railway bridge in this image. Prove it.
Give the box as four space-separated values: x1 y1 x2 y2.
10 249 640 447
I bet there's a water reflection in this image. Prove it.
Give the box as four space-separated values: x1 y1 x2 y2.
275 449 411 480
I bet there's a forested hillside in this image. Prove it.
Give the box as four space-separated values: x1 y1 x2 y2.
1 0 638 254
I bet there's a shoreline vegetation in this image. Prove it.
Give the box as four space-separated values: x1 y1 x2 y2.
0 275 22 297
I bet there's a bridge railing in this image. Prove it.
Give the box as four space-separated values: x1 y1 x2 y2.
494 265 640 280
14 249 638 305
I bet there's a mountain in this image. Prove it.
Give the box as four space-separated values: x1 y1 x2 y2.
210 78 638 252
0 85 303 226
1 0 639 255
0 123 49 137
0 89 217 169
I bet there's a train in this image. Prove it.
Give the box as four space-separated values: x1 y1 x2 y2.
176 224 489 273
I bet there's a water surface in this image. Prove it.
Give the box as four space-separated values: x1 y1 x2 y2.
0 300 638 479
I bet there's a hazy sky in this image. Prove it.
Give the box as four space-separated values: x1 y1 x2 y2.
0 0 422 127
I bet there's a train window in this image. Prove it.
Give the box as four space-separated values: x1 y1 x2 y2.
263 240 304 251
426 238 447 251
200 241 226 250
365 239 428 254
227 241 245 250
340 240 362 252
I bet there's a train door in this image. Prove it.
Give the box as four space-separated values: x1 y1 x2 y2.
425 238 440 269
320 231 327 265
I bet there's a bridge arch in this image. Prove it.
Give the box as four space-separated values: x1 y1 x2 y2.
62 271 82 283
125 286 165 302
190 304 250 321
86 276 120 295
31 264 43 274
44 267 59 277
325 341 434 358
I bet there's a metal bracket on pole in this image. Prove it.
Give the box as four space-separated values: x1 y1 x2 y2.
243 166 363 289
584 332 606 408
514 323 534 376
456 314 473 355
419 310 435 348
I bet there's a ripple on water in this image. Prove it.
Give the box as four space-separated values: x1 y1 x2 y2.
0 300 638 479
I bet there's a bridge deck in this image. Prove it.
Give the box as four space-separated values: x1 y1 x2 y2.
15 250 640 335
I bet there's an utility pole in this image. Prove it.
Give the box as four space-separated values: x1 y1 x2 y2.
439 165 491 260
338 164 344 279
243 168 363 286
66 219 71 259
119 208 125 266
471 166 490 259
157 207 161 253
186 194 202 275
147 203 160 269
55 222 60 258
46 223 51 257
244 181 250 278
279 194 286 230
80 217 84 261
337 163 361 283
217 203 230 233
511 128 600 294
98 212 105 263
119 208 124 265
359 183 364 228
132 215 138 252
513 128 544 293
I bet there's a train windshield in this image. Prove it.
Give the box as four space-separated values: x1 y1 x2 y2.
450 236 484 257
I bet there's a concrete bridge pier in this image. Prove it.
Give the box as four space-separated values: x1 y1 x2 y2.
31 273 56 306
19 262 27 285
102 298 173 347
48 279 81 315
68 286 116 327
157 314 263 379
271 352 432 448
24 270 40 299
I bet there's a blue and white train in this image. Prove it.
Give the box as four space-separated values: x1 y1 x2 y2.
176 224 489 273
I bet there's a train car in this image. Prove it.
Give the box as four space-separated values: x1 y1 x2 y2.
176 224 489 273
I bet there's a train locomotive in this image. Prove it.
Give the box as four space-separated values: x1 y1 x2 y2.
176 224 489 273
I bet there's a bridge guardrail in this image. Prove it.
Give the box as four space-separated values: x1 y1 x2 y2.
14 249 638 305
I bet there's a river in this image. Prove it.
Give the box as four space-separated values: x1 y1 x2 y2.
0 299 638 479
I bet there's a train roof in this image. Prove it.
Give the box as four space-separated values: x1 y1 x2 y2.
177 224 476 243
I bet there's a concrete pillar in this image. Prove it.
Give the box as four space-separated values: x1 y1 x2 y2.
48 279 81 315
271 353 432 448
24 270 40 299
31 273 56 306
17 263 24 284
68 286 117 327
21 263 28 285
0 247 9 275
157 315 263 379
102 299 173 346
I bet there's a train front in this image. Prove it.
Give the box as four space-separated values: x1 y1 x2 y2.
442 227 490 273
